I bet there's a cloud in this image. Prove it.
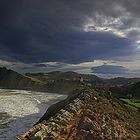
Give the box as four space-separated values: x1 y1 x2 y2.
92 65 128 74
0 29 135 64
0 58 140 78
0 0 140 78
33 64 47 68
0 0 139 63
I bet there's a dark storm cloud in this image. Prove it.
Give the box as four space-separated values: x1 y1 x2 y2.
120 0 140 16
0 0 139 64
92 65 128 74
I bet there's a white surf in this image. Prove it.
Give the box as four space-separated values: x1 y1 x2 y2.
0 89 67 140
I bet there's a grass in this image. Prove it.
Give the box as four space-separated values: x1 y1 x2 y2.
25 75 45 84
120 98 140 108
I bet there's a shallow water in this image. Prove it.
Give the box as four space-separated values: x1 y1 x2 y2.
0 89 67 140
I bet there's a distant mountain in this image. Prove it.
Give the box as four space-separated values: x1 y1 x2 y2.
0 69 86 93
0 67 44 90
106 77 140 86
26 71 105 85
26 71 86 94
26 71 140 95
130 81 140 98
26 71 81 81
1 68 140 95
109 80 140 98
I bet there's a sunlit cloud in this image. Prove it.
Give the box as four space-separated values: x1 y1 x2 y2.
84 14 125 37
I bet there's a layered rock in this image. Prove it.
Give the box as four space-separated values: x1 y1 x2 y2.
18 90 140 140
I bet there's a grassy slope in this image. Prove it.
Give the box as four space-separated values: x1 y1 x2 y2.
45 80 85 94
0 67 45 90
112 99 140 135
0 68 86 94
26 71 87 94
120 99 140 108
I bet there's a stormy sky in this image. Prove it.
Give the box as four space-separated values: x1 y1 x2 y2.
0 0 140 78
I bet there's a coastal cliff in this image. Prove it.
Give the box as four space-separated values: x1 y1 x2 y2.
18 89 140 140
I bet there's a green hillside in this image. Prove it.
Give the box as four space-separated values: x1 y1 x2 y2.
0 67 44 90
0 68 86 94
1 68 140 96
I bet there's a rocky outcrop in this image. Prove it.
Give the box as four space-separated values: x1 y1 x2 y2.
18 89 140 140
18 91 140 140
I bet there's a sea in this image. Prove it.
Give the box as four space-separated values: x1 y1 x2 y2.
0 89 67 140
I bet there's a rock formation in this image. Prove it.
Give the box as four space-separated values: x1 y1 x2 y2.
18 89 140 140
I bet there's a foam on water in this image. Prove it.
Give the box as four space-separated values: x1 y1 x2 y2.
0 89 67 140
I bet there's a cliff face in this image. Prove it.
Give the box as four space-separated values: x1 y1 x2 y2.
18 89 140 140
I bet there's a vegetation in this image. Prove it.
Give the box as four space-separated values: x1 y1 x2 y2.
120 98 140 108
25 75 45 84
0 68 86 94
0 67 140 97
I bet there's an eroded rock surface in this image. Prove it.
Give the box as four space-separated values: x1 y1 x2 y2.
18 90 140 140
